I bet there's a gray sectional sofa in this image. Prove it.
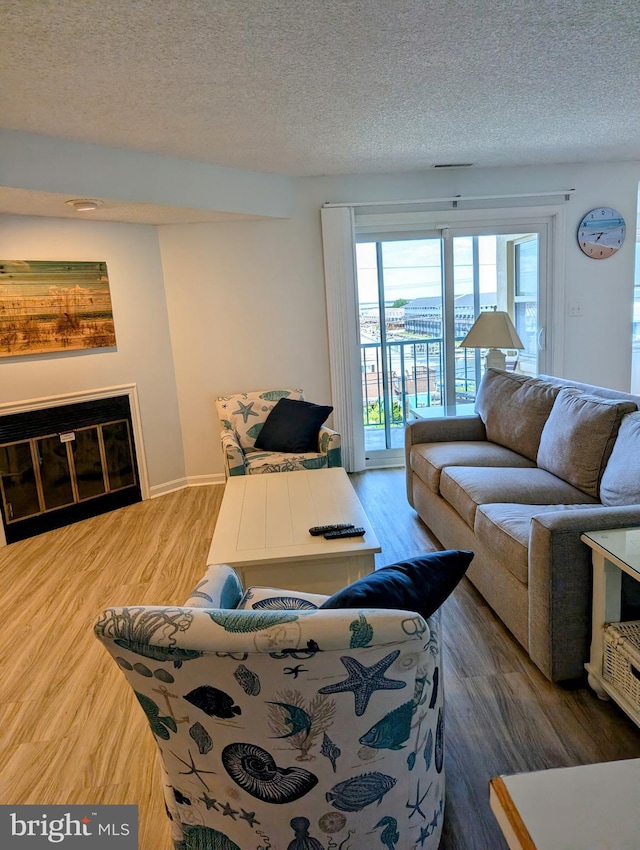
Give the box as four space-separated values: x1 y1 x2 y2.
405 368 640 682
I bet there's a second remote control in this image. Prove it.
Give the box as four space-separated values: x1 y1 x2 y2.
324 527 365 539
309 523 354 536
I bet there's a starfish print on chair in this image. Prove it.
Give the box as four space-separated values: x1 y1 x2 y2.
318 650 406 716
232 401 259 424
406 779 432 819
198 792 219 810
239 809 260 827
220 801 239 819
171 749 217 790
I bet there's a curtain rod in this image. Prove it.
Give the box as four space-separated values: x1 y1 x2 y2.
323 189 576 209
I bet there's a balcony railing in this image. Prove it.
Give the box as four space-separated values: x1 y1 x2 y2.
361 337 479 433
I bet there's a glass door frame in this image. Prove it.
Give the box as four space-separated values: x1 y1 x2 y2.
354 205 565 466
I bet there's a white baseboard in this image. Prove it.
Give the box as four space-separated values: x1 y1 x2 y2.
187 473 226 487
149 474 225 498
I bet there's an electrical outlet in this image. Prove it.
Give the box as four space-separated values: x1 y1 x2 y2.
569 304 583 317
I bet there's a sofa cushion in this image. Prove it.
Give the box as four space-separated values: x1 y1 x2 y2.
410 441 536 494
600 411 640 506
474 504 533 584
254 397 333 453
441 466 598 529
475 368 562 461
319 551 474 620
474 503 602 585
537 389 637 498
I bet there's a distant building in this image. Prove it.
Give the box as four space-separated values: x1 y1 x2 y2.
404 293 497 337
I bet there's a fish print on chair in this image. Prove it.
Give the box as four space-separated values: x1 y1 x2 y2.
184 686 242 719
325 772 396 812
267 690 336 761
94 577 445 850
359 701 414 751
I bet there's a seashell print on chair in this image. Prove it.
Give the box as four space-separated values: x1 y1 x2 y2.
94 564 445 849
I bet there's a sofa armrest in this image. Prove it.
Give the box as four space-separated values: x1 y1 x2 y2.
528 505 640 682
319 426 342 467
405 414 487 506
221 428 246 477
405 414 486 448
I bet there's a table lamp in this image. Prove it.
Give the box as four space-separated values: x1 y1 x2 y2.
459 308 524 370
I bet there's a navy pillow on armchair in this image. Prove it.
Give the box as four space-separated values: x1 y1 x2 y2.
254 397 333 453
319 550 474 621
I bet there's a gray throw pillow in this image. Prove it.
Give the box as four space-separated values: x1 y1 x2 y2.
475 368 561 461
600 412 640 506
537 389 637 498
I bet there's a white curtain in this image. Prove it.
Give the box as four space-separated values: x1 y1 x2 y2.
320 206 366 472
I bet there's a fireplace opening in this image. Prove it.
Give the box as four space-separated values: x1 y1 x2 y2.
0 395 142 544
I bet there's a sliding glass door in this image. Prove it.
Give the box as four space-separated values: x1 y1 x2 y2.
355 228 545 462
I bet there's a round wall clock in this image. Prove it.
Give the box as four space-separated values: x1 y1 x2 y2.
577 207 626 259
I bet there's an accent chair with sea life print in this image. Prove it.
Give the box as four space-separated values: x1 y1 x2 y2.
215 389 342 476
94 564 445 850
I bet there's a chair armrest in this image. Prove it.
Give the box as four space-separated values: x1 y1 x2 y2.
319 426 342 467
528 505 640 682
221 428 246 477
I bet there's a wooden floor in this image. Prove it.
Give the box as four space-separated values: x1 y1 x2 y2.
2 469 640 849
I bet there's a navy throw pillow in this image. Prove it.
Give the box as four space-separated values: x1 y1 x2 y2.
319 550 474 621
254 397 333 453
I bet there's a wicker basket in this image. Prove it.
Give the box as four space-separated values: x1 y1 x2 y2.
602 621 640 709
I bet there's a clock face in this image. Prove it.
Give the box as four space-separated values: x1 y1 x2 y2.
578 207 626 258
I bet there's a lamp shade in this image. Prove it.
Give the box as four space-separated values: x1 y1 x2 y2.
459 310 524 350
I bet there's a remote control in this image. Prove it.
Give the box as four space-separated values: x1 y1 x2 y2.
309 523 355 536
323 527 366 539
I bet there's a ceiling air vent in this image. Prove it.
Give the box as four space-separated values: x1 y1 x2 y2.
431 163 473 169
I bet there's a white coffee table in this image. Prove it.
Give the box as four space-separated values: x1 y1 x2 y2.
207 468 381 593
490 758 640 849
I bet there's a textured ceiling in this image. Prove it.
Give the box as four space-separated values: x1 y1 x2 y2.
2 0 640 179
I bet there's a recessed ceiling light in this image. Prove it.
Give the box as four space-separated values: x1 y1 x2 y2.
65 198 102 212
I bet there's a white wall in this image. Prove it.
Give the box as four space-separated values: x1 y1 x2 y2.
0 216 185 491
158 203 332 479
160 161 640 479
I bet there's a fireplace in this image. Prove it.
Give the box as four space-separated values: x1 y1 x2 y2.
0 389 145 544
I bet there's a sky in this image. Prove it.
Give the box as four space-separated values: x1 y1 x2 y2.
355 236 505 304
